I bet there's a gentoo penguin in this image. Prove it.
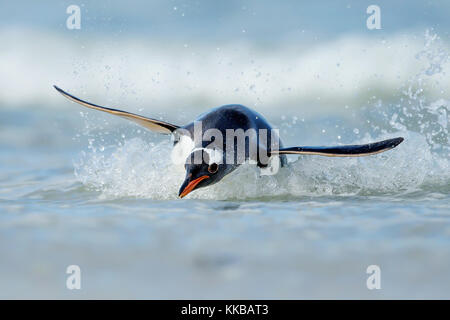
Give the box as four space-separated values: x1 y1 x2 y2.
54 86 404 198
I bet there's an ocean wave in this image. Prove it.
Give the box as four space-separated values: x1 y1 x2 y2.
1 27 449 117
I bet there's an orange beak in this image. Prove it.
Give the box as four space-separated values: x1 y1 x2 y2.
178 175 209 198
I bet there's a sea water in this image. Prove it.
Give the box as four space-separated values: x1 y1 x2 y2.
0 27 449 298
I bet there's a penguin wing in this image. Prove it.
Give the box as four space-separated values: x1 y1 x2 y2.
270 137 403 157
54 86 179 134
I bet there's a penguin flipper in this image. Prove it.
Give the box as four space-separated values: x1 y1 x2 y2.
270 137 404 157
53 85 179 134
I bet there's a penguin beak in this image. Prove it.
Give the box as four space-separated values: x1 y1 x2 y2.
178 175 209 198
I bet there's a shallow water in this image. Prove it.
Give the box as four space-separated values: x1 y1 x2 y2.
1 103 449 299
1 27 450 298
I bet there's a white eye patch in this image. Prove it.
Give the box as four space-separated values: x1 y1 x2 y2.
171 135 195 165
191 147 224 165
171 134 224 166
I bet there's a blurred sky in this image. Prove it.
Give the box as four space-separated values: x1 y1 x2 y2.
1 0 449 43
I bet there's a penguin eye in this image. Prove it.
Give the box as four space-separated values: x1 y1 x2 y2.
208 163 219 174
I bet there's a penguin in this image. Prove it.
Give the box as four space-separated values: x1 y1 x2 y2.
54 85 404 198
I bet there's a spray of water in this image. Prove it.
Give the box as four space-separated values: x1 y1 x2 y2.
74 31 450 200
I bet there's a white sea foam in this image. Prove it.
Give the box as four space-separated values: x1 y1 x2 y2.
73 128 448 200
1 27 449 117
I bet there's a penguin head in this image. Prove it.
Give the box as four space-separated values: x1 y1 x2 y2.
178 149 228 198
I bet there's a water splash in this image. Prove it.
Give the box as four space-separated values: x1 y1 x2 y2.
389 30 449 155
75 138 183 199
74 30 450 200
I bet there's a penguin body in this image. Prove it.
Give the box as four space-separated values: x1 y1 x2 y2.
54 86 404 198
174 104 287 168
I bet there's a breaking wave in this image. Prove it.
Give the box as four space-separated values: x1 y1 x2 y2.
1 27 449 117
